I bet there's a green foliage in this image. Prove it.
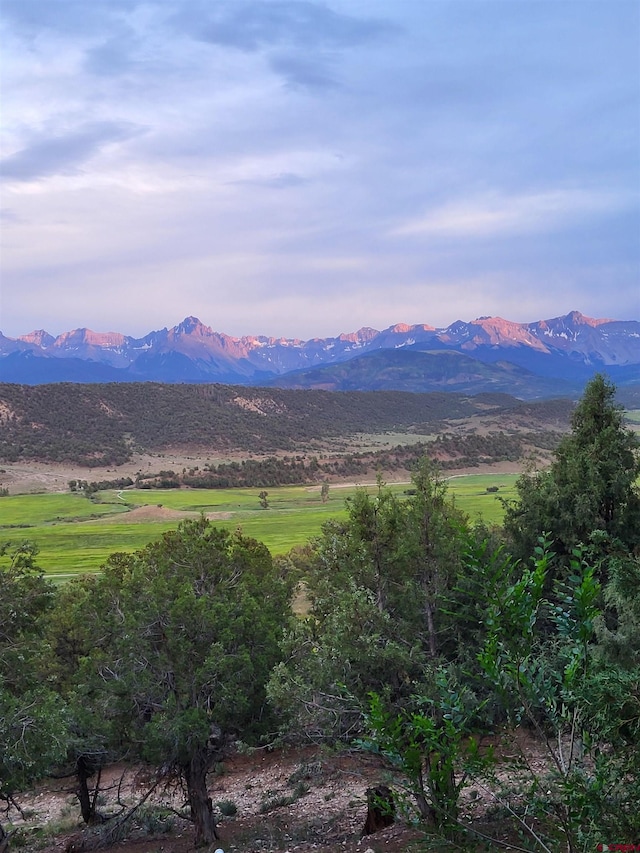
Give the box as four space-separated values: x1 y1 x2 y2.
0 544 69 838
268 464 471 743
2 430 639 850
363 672 489 840
478 539 551 705
47 570 139 826
594 547 640 667
478 541 640 850
0 543 55 685
216 799 237 817
0 689 69 796
399 460 468 660
505 374 640 566
442 525 520 702
54 517 294 843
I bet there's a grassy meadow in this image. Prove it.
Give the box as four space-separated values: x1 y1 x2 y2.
625 410 640 433
0 474 518 579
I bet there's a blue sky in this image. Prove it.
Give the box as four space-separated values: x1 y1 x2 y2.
1 0 638 339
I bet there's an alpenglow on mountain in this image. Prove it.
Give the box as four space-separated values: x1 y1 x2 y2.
1 311 639 399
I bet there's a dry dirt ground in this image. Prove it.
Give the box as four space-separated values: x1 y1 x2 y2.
10 748 426 853
8 734 553 853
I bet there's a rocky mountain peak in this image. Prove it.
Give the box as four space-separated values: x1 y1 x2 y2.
53 328 127 349
19 330 55 348
1 310 638 388
173 316 212 337
564 310 612 328
337 328 379 344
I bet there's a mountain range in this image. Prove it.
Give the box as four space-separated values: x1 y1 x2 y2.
1 311 639 399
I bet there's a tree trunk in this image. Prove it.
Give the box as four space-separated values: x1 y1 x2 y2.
362 785 395 835
0 822 11 853
184 751 218 846
413 765 436 826
76 754 106 825
77 756 95 824
414 792 436 826
424 598 437 659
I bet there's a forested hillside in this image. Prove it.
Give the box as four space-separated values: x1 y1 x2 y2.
0 382 574 467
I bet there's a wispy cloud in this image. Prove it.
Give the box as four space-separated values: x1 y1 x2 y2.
0 208 21 223
0 0 139 36
269 53 339 91
172 0 395 52
231 172 309 189
83 31 140 77
391 189 633 240
169 0 396 91
0 121 142 182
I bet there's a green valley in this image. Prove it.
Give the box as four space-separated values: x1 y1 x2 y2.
0 475 518 578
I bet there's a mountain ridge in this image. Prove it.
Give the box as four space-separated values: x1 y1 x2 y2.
1 311 638 397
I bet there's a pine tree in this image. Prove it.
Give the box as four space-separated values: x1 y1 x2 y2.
505 374 640 567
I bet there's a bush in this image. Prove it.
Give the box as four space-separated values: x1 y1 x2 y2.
216 800 237 817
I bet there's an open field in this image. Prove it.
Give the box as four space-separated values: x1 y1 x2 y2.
625 409 640 433
0 474 518 579
446 472 518 517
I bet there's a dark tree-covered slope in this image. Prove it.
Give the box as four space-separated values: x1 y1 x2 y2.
269 349 579 398
0 382 574 467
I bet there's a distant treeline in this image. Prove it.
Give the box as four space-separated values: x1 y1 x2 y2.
0 381 572 467
68 430 562 492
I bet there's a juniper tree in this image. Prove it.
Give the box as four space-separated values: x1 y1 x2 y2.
53 519 292 846
504 374 640 573
0 544 68 852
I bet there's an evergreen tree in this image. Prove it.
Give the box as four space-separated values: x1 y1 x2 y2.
268 467 470 742
52 519 292 846
0 544 68 851
505 374 640 569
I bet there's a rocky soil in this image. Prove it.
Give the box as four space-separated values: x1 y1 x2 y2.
6 748 426 853
5 732 552 853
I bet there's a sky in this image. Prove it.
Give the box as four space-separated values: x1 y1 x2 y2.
1 0 639 340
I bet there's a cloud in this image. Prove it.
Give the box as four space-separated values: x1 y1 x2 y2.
168 0 396 91
0 0 139 36
269 52 339 90
173 0 394 52
83 32 140 77
0 208 21 223
231 172 309 189
1 1 637 339
0 122 142 182
391 189 633 240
